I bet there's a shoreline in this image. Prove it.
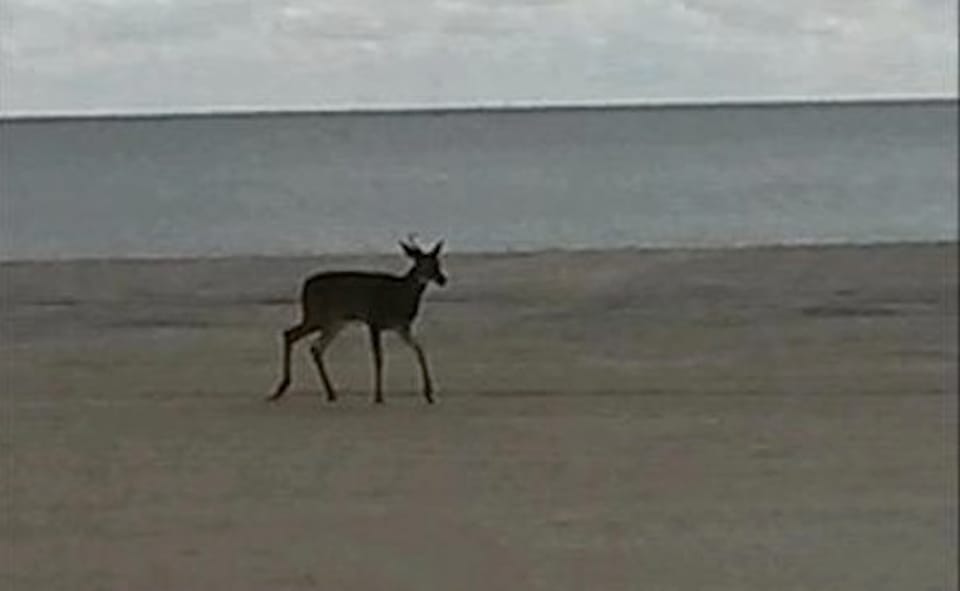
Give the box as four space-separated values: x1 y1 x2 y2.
1 238 955 267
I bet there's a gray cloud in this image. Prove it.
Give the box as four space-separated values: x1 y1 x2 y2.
1 0 955 113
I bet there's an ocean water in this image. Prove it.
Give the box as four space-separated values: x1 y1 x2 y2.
0 101 956 260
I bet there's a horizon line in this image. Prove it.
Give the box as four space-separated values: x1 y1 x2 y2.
2 93 956 122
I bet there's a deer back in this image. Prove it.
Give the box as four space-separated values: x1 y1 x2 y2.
301 271 425 328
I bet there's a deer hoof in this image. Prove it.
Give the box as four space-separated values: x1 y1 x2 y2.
267 382 289 402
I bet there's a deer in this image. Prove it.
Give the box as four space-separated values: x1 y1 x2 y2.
268 238 447 405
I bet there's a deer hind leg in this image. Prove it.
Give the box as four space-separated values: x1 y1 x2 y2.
268 322 316 401
368 326 384 404
309 323 344 402
397 327 435 404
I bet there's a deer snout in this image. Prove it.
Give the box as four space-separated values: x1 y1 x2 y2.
435 272 448 286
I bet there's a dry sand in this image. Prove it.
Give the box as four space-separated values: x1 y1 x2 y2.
2 243 957 590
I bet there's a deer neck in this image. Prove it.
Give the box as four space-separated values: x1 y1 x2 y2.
402 268 429 298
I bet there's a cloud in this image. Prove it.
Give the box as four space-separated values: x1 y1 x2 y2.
1 0 955 113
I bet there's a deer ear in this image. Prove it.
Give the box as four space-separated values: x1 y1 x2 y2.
430 240 444 256
400 241 420 258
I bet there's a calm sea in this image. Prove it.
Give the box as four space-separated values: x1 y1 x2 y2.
1 101 956 260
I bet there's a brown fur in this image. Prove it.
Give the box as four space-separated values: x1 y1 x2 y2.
268 240 446 404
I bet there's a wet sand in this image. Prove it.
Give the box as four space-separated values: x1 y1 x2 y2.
2 243 957 590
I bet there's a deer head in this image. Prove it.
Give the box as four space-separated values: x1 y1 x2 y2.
400 237 447 286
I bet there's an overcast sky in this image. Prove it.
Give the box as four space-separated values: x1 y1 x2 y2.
1 0 957 114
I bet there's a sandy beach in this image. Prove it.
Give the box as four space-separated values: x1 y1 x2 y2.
2 242 957 590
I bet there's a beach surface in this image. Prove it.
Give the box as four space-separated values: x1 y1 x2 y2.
2 243 957 590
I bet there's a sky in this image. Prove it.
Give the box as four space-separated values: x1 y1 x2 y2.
1 0 957 114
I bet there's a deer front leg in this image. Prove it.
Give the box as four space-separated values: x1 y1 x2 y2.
369 325 385 404
397 328 435 404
